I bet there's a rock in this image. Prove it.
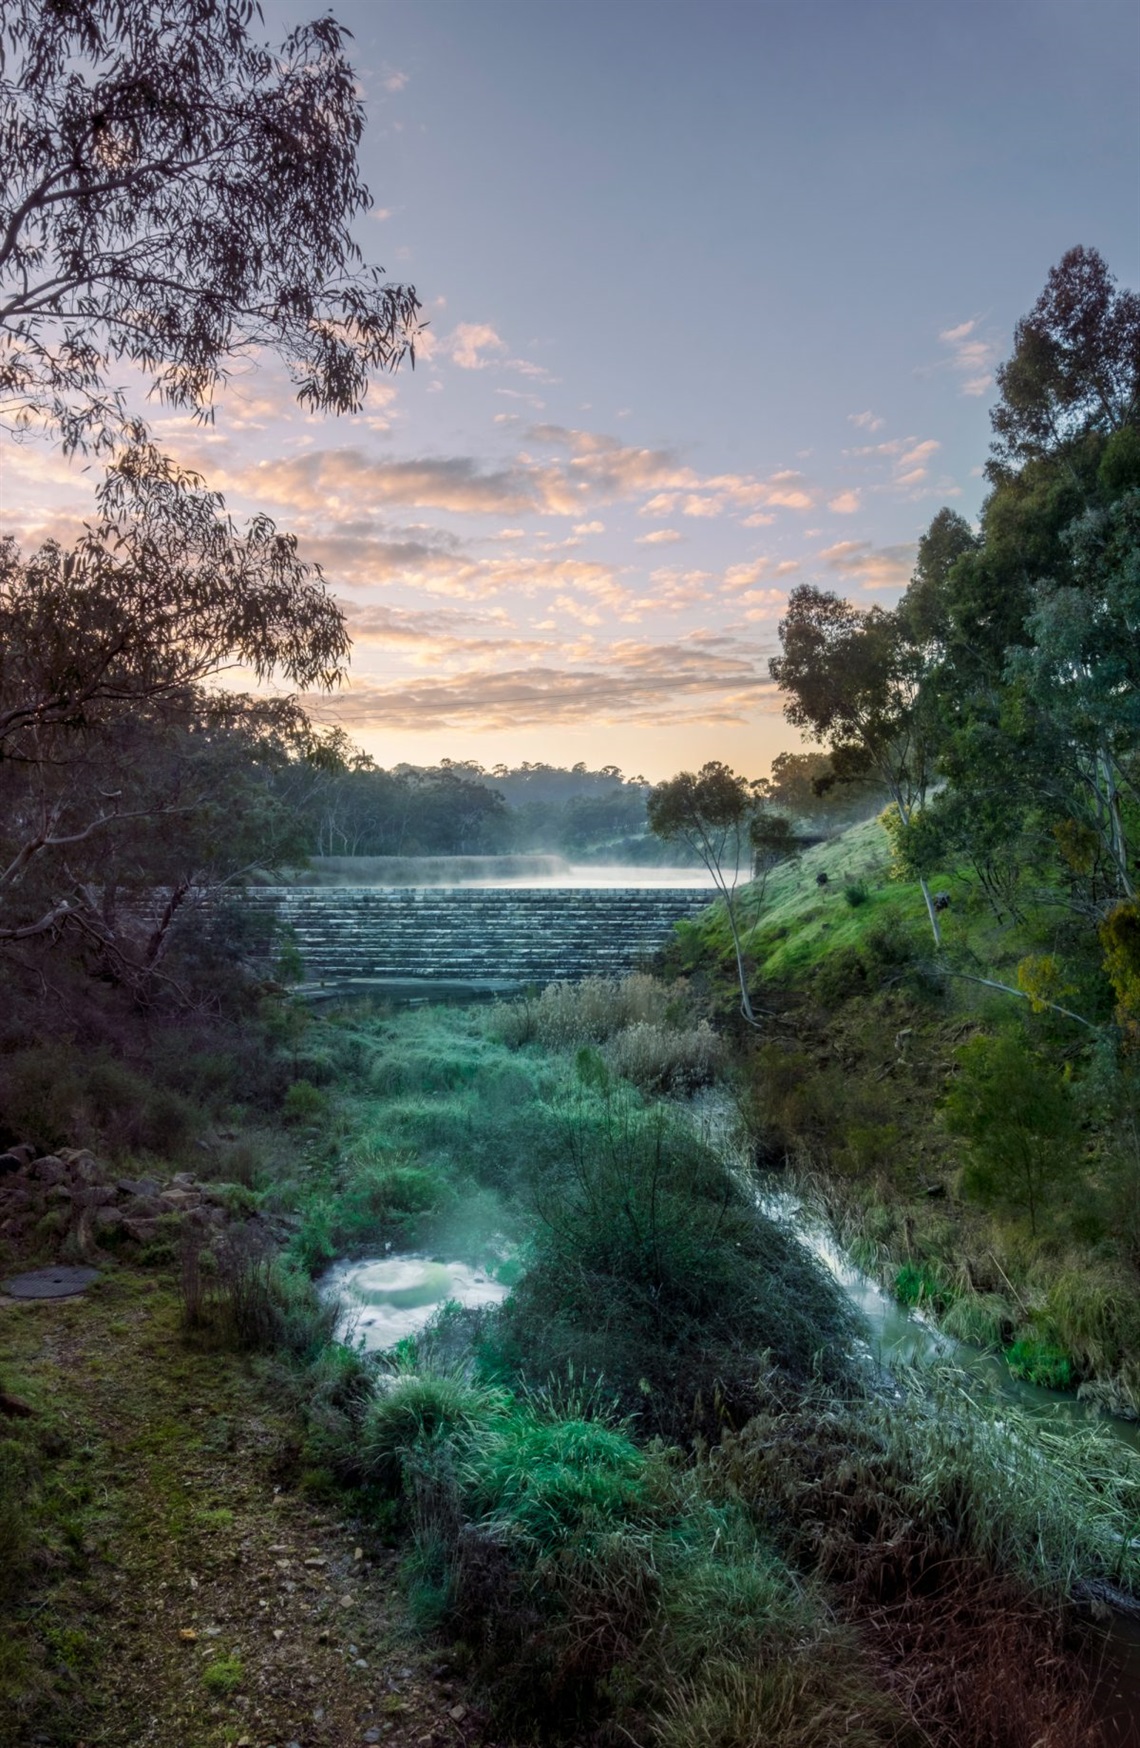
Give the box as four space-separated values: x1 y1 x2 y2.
179 1627 198 1641
121 1194 166 1218
72 1153 105 1186
160 1188 200 1210
0 1153 24 1177
449 1703 467 1722
32 1156 68 1185
73 1184 117 1208
121 1217 161 1244
115 1177 153 1198
94 1207 125 1233
172 1171 198 1189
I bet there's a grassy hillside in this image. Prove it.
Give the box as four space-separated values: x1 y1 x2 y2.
666 814 1140 1416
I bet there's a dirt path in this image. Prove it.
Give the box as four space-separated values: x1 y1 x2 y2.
1 1271 498 1748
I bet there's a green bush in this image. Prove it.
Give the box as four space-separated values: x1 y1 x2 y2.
495 1089 857 1439
0 1044 201 1159
360 1369 506 1490
281 1079 328 1125
943 1033 1081 1235
893 1262 954 1314
1005 1336 1076 1391
844 880 870 908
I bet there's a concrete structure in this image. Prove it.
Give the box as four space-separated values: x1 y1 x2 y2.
241 885 712 998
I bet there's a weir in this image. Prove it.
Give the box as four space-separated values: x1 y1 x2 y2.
241 883 712 995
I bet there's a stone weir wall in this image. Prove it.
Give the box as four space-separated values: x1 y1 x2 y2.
241 885 712 989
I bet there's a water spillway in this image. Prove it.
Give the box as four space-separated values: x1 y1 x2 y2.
241 884 712 993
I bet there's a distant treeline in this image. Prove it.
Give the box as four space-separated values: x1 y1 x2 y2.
299 751 885 863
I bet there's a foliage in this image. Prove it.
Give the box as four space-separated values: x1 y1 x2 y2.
648 762 792 1024
0 0 418 451
1004 1337 1075 1392
495 1084 857 1439
0 449 346 1002
942 1033 1081 1234
1101 899 1140 1040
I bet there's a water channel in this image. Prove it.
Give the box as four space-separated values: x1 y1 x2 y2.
320 1130 1140 1737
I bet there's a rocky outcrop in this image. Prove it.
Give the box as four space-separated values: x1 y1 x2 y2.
0 1147 275 1267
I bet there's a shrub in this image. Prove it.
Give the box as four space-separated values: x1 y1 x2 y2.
360 1369 506 1490
490 974 673 1049
496 1090 857 1439
943 1033 1081 1235
941 1293 1015 1351
604 1019 724 1094
281 1079 328 1125
844 880 870 907
0 1044 202 1159
893 1262 954 1314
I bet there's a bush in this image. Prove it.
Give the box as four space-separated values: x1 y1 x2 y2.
0 1044 201 1159
495 1090 857 1439
490 974 672 1049
943 1033 1081 1235
281 1079 328 1125
844 880 870 907
360 1369 507 1490
604 1019 724 1094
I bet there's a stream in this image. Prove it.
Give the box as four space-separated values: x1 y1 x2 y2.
319 1145 1140 1736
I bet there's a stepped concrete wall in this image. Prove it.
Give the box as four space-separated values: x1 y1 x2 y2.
242 885 711 990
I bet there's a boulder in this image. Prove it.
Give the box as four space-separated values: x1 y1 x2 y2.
70 1153 105 1186
121 1216 161 1243
160 1188 200 1210
32 1156 68 1185
116 1176 162 1199
0 1154 23 1177
121 1193 166 1218
94 1207 125 1234
72 1184 117 1209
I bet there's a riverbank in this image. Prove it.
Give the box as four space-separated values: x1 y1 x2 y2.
3 985 1139 1745
664 814 1140 1419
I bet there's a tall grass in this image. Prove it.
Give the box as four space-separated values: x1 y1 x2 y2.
493 1080 857 1439
358 1359 903 1742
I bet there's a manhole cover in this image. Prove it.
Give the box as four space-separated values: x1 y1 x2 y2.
2 1266 100 1299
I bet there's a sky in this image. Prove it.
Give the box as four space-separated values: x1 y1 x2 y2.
4 0 1139 781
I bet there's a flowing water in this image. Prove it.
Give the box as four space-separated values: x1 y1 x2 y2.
319 1252 509 1352
757 1178 1140 1741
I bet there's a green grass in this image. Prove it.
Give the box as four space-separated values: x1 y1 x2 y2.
202 1654 244 1696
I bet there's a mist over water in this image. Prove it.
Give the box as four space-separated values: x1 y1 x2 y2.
278 854 718 889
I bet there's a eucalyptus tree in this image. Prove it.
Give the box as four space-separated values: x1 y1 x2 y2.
647 762 793 1026
0 449 347 991
769 587 944 944
0 0 420 450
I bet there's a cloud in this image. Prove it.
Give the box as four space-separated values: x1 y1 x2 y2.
574 520 605 535
817 539 916 592
848 410 885 432
844 434 943 496
449 322 508 370
635 528 683 545
300 633 776 731
828 489 861 514
938 317 997 398
232 447 584 518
